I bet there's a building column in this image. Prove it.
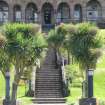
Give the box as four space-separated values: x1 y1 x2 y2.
9 4 14 22
102 6 105 20
21 6 25 23
82 6 87 21
70 5 74 23
37 10 42 25
53 9 57 25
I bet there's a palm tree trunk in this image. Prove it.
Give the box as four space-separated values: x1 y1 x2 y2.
1 70 10 101
67 50 70 64
11 82 18 105
3 70 11 105
11 70 20 105
29 80 32 91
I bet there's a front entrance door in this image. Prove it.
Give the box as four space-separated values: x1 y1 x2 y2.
44 8 51 24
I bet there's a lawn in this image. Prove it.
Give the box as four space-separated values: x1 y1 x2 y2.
0 71 32 105
67 52 105 104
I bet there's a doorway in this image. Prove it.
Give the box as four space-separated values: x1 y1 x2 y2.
42 3 53 25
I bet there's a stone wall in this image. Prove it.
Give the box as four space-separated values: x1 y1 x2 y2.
0 0 105 25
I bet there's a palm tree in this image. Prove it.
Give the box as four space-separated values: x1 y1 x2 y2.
3 23 47 105
47 24 67 66
63 24 76 64
0 33 11 104
68 22 103 97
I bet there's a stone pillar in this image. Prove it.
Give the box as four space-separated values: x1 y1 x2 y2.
9 4 14 22
102 6 105 20
21 6 25 23
82 6 87 21
37 10 42 25
3 71 10 105
53 9 57 26
70 5 74 23
79 98 97 105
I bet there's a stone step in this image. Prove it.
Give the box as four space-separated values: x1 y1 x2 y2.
36 67 60 72
41 64 56 67
36 82 61 84
36 84 61 89
35 88 61 90
36 75 60 78
35 86 61 89
35 94 62 97
33 98 66 104
36 73 60 76
36 76 61 79
36 77 60 79
35 95 63 98
37 69 59 71
35 85 61 88
35 48 64 103
36 79 60 82
36 92 62 94
35 92 62 95
36 80 61 83
36 91 62 94
36 80 60 82
36 88 61 91
36 72 60 74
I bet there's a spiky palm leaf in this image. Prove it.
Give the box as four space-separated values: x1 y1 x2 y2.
69 23 103 70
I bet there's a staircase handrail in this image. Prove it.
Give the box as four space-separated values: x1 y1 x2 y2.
56 52 69 97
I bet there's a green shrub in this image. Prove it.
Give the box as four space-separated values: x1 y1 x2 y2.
65 64 83 88
99 100 105 105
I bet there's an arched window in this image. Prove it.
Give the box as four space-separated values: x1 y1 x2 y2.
74 4 82 22
14 5 21 22
26 3 38 23
42 3 54 25
57 3 70 23
0 1 9 24
86 0 102 21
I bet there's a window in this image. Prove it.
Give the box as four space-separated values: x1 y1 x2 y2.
87 0 102 21
26 3 38 23
0 1 8 24
14 5 21 22
57 3 70 23
74 4 82 21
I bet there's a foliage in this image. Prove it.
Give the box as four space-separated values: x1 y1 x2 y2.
65 64 83 88
48 23 67 49
99 100 105 105
2 23 46 66
1 23 46 104
65 64 81 81
69 22 103 70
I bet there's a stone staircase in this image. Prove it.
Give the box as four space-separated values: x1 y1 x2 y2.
34 48 66 104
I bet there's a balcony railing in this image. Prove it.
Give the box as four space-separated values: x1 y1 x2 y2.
0 17 105 26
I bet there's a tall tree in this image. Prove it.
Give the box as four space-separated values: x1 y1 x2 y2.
48 24 67 66
68 23 103 97
0 34 11 103
3 23 47 105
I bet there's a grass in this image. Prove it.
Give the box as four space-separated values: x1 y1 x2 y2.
0 71 32 105
94 69 105 99
67 69 105 104
0 72 5 98
67 53 105 104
